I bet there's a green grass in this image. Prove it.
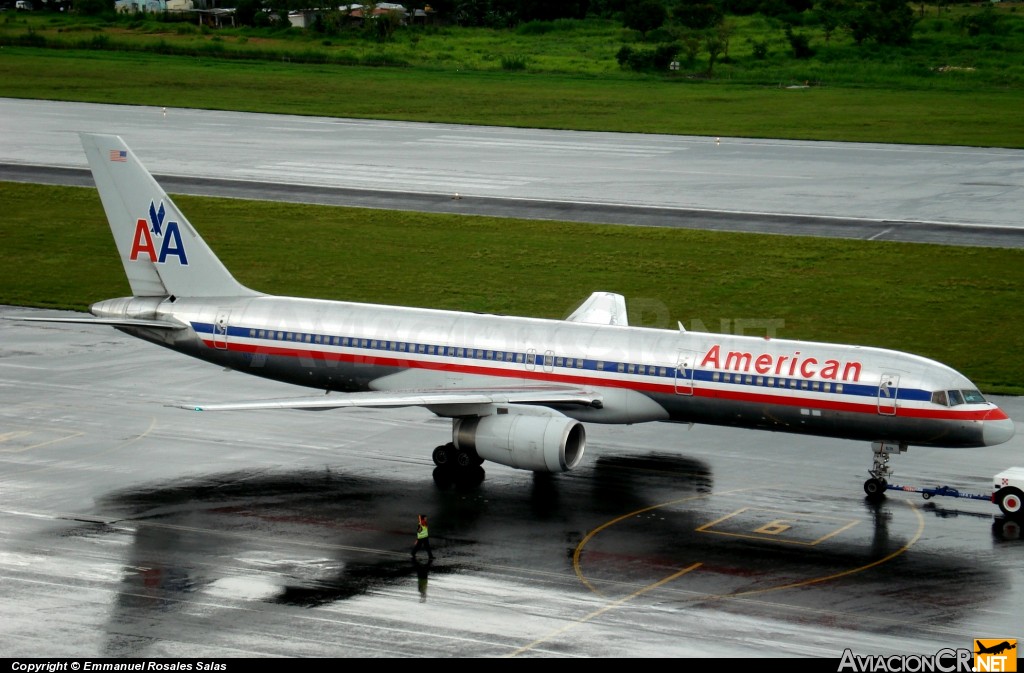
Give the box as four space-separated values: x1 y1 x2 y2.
3 8 1024 146
2 47 1023 146
4 182 1023 394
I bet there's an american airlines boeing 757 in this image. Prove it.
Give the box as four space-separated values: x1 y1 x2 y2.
18 133 1016 498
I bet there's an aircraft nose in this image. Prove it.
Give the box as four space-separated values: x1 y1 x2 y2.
983 413 1016 447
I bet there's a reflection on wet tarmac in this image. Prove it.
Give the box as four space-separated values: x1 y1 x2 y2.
42 449 1008 657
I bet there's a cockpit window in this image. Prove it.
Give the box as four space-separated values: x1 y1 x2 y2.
931 391 948 406
961 389 986 404
947 390 964 406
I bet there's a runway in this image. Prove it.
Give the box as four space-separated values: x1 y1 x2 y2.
2 97 1024 248
1 99 1023 658
1 309 1022 658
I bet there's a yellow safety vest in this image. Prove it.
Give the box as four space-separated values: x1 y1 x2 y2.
417 523 429 540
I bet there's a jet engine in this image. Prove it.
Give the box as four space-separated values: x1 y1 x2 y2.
453 412 585 473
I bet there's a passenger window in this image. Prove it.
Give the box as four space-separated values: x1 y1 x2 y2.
948 390 964 406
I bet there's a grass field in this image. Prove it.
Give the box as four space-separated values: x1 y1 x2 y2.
3 182 1023 394
3 7 1024 146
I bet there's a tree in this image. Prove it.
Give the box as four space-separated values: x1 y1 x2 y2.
72 0 113 14
814 0 849 44
784 24 815 58
623 0 668 36
671 0 723 30
703 21 731 74
843 0 916 46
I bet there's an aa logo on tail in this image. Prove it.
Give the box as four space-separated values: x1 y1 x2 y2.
129 201 189 265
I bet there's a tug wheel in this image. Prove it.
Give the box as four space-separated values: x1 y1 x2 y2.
996 487 1024 517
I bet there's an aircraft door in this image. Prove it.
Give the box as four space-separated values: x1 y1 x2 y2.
213 309 231 350
877 373 899 415
674 350 699 395
525 348 537 372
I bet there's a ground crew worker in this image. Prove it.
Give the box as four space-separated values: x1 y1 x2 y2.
411 514 433 561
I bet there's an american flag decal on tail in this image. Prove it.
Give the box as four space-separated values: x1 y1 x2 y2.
109 150 127 162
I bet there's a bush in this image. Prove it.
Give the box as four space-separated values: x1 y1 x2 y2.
627 48 655 69
646 26 676 42
750 38 769 59
501 53 528 70
616 42 682 71
615 44 633 66
961 8 1001 37
517 20 556 35
785 25 814 58
72 0 113 15
653 42 682 69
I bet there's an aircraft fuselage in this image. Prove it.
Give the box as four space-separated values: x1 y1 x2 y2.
94 294 1010 450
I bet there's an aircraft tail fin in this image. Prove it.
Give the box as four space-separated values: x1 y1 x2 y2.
80 133 258 299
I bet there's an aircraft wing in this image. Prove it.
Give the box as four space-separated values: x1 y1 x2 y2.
180 386 603 412
7 315 185 329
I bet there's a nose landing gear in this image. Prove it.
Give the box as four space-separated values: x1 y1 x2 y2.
865 440 907 501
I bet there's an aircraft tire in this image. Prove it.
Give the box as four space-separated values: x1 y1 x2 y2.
996 487 1024 517
864 478 887 500
432 444 453 468
456 450 475 468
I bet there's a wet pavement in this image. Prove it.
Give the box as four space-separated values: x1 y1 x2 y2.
1 309 1021 658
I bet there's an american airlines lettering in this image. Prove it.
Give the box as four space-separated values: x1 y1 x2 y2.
700 343 863 382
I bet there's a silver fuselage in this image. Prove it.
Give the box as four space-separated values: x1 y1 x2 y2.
93 294 1013 449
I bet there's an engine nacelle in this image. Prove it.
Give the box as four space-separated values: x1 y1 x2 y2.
453 413 585 473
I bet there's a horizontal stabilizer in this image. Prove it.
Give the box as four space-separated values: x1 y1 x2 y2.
180 386 602 412
6 315 185 329
566 292 628 326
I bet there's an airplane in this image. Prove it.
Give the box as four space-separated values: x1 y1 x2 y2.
975 641 1016 656
13 133 1017 498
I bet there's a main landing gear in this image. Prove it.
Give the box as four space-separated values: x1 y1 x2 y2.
432 442 484 470
864 440 907 501
431 442 485 489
